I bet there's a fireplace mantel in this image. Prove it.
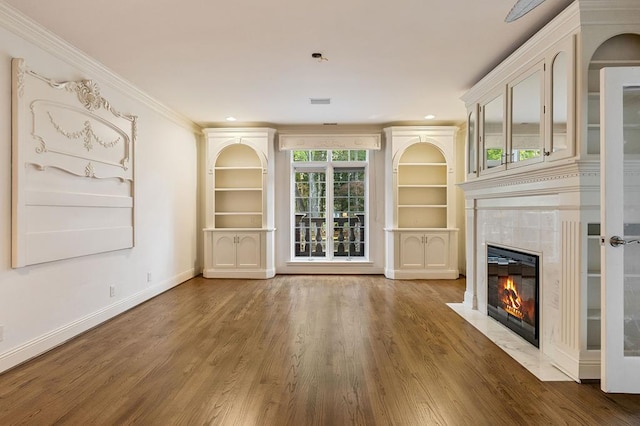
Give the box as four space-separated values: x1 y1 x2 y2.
458 161 600 200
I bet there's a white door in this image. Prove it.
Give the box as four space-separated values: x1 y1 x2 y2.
600 66 640 393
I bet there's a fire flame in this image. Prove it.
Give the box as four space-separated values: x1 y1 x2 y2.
501 277 524 320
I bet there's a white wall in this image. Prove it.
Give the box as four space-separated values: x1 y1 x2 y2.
0 10 201 372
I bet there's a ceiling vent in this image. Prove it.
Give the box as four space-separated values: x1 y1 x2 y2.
310 98 331 105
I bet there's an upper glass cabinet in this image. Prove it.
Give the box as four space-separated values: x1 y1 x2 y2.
509 65 544 168
466 41 576 179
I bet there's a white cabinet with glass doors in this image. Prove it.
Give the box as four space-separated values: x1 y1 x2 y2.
465 38 575 177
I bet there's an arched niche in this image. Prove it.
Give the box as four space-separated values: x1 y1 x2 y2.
587 33 640 154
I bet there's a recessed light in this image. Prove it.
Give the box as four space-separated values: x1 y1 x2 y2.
226 116 237 122
310 98 331 105
424 114 436 120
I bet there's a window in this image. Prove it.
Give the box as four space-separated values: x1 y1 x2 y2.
292 149 368 260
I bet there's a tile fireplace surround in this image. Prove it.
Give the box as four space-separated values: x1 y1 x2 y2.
459 162 601 381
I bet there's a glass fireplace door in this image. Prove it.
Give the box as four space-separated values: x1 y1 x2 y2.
600 66 640 393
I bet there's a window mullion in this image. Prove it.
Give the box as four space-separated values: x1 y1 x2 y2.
326 163 334 261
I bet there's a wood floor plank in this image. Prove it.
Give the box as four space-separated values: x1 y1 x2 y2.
1 275 640 425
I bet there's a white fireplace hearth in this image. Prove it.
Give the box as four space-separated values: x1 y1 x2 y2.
447 303 572 381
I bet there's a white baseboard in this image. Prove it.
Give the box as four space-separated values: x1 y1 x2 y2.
579 357 601 381
0 268 196 374
203 268 274 279
550 345 582 382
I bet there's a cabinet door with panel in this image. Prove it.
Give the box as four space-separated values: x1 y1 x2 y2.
399 233 426 269
424 233 449 269
211 232 238 268
236 232 261 268
211 231 261 269
399 232 451 270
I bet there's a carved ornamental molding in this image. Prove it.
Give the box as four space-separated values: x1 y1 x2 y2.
11 57 137 268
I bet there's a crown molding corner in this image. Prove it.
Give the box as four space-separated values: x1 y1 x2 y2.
0 2 201 134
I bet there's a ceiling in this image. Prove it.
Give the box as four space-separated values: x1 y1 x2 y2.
3 0 574 127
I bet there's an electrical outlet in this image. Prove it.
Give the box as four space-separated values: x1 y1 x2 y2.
110 285 116 297
0 325 4 342
147 272 152 283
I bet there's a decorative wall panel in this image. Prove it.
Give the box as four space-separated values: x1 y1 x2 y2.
11 58 137 267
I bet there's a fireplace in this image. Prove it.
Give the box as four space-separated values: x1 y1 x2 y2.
487 245 540 348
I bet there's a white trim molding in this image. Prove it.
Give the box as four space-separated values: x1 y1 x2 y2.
278 133 381 151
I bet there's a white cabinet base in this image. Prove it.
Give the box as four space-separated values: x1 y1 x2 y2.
203 229 275 279
384 229 459 280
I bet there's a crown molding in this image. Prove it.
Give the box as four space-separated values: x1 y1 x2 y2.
579 0 640 12
0 2 201 134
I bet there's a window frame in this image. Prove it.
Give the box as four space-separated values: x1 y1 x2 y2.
290 149 369 261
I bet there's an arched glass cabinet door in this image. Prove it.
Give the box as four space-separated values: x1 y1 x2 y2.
480 92 506 174
547 36 575 162
509 63 544 168
551 52 569 155
467 105 478 178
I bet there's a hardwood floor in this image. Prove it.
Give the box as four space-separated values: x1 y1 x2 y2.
1 275 640 425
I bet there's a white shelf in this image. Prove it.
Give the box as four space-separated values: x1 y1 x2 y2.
589 59 640 67
587 308 602 321
214 187 261 191
213 143 264 228
215 212 262 216
398 162 446 166
214 166 263 171
397 142 449 230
